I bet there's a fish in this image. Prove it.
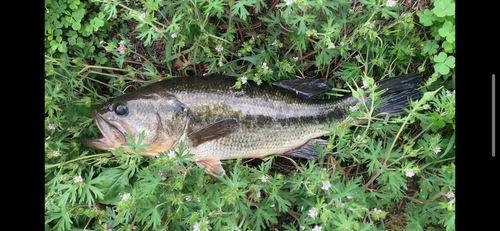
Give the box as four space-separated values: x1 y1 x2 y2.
82 73 422 177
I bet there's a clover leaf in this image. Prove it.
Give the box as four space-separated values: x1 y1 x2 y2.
421 40 439 56
418 9 438 27
438 21 455 44
432 0 455 17
433 52 455 75
441 41 454 53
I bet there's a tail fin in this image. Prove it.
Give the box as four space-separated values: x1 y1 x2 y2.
372 73 423 117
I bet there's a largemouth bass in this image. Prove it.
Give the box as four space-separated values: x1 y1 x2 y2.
83 74 422 176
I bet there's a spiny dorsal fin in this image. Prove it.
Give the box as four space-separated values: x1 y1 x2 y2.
273 78 332 101
187 118 239 147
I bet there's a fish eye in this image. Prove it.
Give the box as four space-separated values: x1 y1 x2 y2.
114 103 128 116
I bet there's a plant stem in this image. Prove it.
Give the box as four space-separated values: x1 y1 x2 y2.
45 153 112 170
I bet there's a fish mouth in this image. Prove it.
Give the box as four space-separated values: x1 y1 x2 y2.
82 110 127 150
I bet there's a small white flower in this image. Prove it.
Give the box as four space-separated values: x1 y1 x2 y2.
99 40 104 44
308 207 318 219
185 196 191 201
328 44 335 49
216 45 223 52
349 105 357 112
193 221 201 231
52 151 60 157
362 80 368 88
261 62 269 70
446 191 455 199
312 225 322 231
446 90 452 97
241 76 247 84
321 181 332 190
168 150 176 160
293 57 299 61
261 176 267 182
270 204 275 208
139 12 146 20
386 0 395 7
284 0 294 6
405 169 415 178
171 33 177 38
121 193 131 201
347 195 353 199
74 176 83 183
434 146 442 154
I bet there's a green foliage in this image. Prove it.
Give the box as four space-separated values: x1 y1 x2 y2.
45 0 455 230
417 0 456 88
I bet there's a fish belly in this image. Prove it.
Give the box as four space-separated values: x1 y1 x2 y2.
189 121 330 161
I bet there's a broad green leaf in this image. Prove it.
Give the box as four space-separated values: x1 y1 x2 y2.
433 52 447 63
444 55 455 68
72 8 85 22
434 63 449 75
71 21 81 30
421 40 439 56
418 9 437 27
441 41 454 53
432 0 455 17
238 53 264 65
438 21 455 43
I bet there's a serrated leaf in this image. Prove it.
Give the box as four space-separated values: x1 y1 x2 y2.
232 0 252 21
79 167 105 206
94 168 131 205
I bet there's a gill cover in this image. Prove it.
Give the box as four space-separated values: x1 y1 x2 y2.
83 91 193 157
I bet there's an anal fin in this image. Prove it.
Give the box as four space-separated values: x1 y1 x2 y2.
195 159 226 177
282 139 329 159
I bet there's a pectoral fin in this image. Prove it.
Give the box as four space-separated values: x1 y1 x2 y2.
195 159 225 177
282 139 329 159
188 118 239 147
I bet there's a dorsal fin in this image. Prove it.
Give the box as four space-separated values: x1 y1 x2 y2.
272 78 332 101
187 118 239 147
